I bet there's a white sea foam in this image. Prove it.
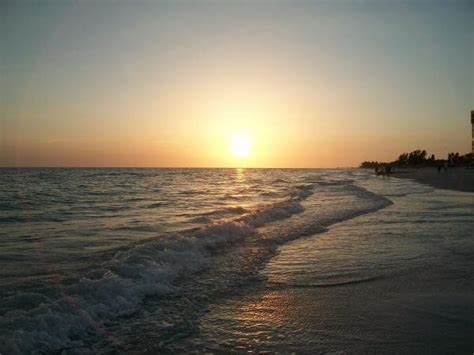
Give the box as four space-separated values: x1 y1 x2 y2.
0 190 311 353
0 170 397 354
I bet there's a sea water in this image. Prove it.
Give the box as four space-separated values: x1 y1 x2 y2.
0 168 472 353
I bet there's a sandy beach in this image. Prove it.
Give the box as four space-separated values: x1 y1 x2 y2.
167 184 474 354
391 167 474 192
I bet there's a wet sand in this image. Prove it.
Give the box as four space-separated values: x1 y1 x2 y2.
172 186 474 354
391 167 474 192
190 277 473 354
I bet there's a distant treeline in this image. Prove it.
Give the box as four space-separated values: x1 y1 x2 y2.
360 150 474 169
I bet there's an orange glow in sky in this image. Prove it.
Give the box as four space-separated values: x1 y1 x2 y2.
1 1 472 167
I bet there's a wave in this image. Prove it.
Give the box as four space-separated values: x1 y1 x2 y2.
112 225 161 232
272 178 287 183
0 214 70 223
187 206 250 223
260 191 281 197
83 171 145 178
0 187 313 353
98 205 133 212
0 179 392 354
270 275 387 288
145 202 164 209
189 206 250 217
316 179 355 186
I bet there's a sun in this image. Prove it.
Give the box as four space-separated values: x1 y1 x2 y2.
229 132 252 158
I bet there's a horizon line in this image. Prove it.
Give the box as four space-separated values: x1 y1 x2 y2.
0 165 357 169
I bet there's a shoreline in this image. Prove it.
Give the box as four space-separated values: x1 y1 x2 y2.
175 182 474 353
386 167 474 192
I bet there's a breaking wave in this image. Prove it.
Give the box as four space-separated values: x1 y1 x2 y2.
0 175 393 354
0 184 314 353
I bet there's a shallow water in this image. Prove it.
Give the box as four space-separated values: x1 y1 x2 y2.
184 188 473 354
0 168 472 353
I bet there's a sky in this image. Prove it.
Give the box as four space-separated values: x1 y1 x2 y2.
1 0 473 168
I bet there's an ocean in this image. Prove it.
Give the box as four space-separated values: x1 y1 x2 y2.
0 168 472 353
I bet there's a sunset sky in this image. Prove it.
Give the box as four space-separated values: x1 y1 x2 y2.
1 0 473 168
